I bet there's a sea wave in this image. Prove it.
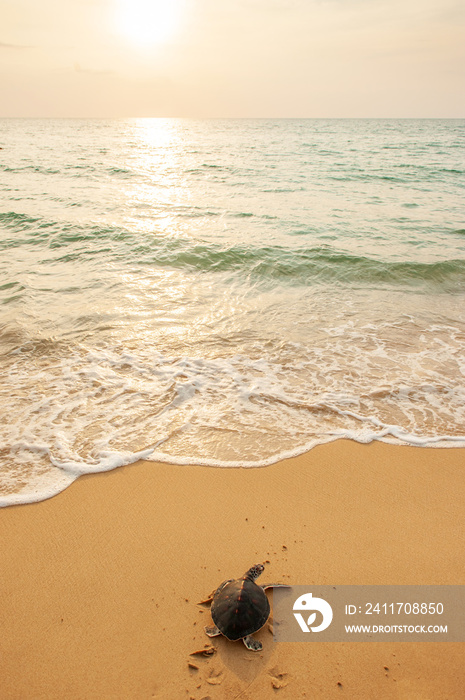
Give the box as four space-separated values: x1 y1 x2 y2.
140 242 465 290
2 210 465 291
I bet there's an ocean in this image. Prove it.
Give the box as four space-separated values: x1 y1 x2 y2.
1 118 464 506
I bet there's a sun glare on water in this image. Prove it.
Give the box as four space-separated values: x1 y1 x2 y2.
114 0 184 48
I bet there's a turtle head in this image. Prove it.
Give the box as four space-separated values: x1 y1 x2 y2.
244 563 265 581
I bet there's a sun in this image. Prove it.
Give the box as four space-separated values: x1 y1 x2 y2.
114 0 184 49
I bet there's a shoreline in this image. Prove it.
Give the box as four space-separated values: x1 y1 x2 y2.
3 435 465 510
1 440 464 698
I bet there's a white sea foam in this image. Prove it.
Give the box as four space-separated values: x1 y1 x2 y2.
1 318 465 507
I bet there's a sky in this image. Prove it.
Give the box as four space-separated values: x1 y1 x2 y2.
1 0 464 117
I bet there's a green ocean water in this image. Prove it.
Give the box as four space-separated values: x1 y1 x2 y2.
1 118 464 505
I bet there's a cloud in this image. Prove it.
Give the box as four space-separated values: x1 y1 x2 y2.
0 41 32 49
73 63 115 75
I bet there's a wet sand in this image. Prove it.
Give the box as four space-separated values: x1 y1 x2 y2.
1 440 464 699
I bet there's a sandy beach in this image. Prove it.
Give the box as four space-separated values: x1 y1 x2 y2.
1 440 464 699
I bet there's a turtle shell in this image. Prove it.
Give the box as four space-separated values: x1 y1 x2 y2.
211 577 270 641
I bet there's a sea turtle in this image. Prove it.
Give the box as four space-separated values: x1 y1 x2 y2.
204 563 287 651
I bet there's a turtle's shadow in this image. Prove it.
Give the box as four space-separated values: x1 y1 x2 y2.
209 629 275 684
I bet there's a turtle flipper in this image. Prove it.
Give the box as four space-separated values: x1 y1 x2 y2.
242 635 262 651
198 589 217 605
262 583 290 590
205 625 221 637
